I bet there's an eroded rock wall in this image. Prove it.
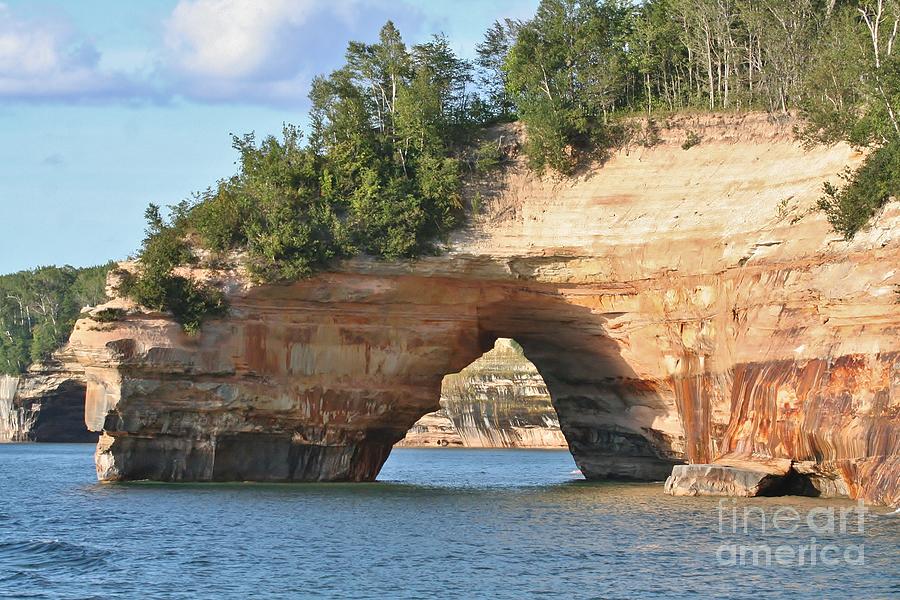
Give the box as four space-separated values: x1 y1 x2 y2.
398 339 567 448
68 114 900 505
0 375 22 441
396 409 463 447
0 359 96 443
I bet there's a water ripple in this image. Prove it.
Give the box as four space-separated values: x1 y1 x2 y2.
0 445 897 599
0 539 109 572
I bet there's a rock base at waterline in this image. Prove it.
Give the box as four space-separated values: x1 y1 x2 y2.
664 464 790 497
95 433 392 482
664 460 852 499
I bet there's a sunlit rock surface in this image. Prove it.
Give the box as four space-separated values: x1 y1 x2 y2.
397 339 566 448
68 114 899 506
665 463 788 497
396 409 462 448
665 458 852 499
0 357 96 443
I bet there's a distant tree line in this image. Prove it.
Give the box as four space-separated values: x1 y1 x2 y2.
120 0 899 331
0 264 111 375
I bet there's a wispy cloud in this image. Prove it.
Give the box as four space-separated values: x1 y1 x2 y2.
41 153 65 166
164 0 322 80
160 0 424 106
0 2 155 102
1 0 523 107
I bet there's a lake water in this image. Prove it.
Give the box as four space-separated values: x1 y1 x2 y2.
0 444 897 599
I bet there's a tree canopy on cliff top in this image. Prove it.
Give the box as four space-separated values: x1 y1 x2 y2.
0 264 112 375
126 0 900 331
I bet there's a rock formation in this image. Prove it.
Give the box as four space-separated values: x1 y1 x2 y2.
397 338 566 448
397 409 463 447
67 114 899 507
664 457 849 498
665 463 791 498
0 357 96 443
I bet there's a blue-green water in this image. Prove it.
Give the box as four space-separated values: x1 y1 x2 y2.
0 444 897 599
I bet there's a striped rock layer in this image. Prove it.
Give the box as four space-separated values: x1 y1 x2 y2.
397 338 567 448
68 114 899 506
0 358 96 443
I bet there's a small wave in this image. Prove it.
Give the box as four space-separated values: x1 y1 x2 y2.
185 557 215 567
0 569 44 585
569 469 583 475
0 540 108 571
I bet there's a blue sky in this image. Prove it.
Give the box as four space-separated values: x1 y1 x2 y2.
0 0 538 274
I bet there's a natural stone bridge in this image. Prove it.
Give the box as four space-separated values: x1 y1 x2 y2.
68 114 900 507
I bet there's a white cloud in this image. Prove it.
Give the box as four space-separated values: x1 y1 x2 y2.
0 0 428 106
160 0 416 105
164 0 318 79
0 3 145 101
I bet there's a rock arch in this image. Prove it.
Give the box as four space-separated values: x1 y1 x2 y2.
72 273 682 483
0 363 97 443
67 114 900 507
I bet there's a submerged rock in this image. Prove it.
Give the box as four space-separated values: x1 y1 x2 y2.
664 458 855 499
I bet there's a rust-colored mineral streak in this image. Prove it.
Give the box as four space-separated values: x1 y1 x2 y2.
68 114 899 506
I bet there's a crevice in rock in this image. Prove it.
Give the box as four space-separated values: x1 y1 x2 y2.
757 467 824 497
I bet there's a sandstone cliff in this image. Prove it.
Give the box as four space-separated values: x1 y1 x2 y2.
67 114 899 507
397 338 566 448
0 357 96 443
397 408 464 447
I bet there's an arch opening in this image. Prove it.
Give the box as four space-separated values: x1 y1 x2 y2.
397 338 568 449
382 283 688 483
1 374 97 443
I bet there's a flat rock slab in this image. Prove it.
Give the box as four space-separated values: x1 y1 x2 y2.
713 456 792 476
664 464 787 497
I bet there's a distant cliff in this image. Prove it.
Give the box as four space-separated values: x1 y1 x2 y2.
398 339 566 448
0 357 96 443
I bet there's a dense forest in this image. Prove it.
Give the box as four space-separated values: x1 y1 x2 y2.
112 0 899 330
0 264 112 375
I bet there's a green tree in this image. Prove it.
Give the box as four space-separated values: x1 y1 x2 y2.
475 19 521 121
0 263 112 374
505 0 632 173
818 142 900 237
122 21 476 330
801 1 900 237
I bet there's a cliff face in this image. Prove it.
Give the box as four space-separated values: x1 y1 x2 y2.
398 339 566 448
397 409 463 447
68 114 900 506
396 339 563 448
0 358 96 443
